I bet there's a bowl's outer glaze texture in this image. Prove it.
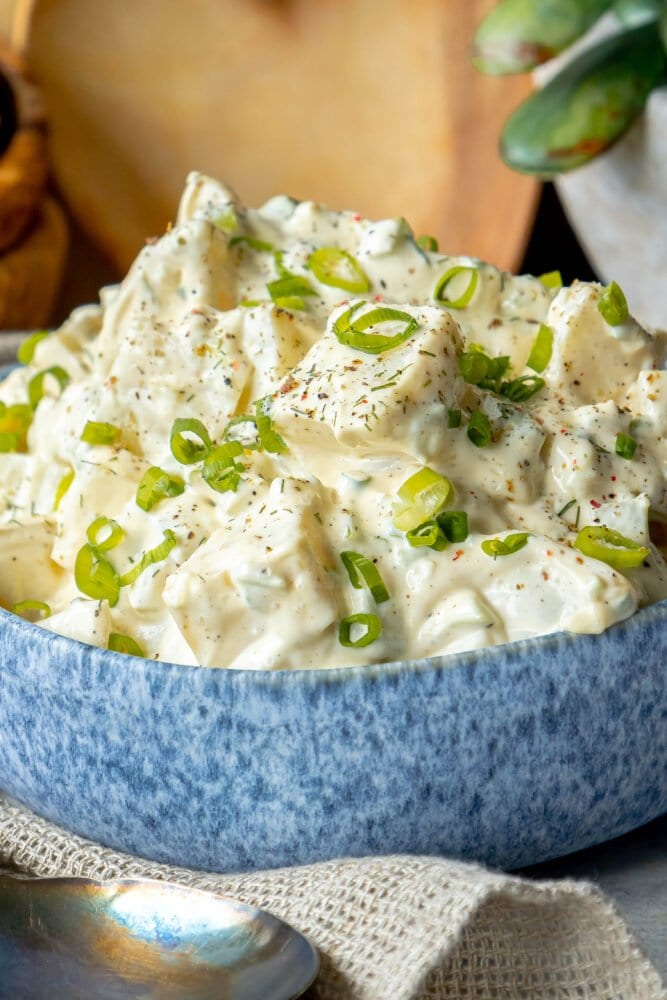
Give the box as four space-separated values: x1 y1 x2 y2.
0 602 665 873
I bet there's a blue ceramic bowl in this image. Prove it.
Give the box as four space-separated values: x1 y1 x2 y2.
0 600 665 873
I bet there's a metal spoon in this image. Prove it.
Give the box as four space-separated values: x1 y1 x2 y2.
0 872 319 999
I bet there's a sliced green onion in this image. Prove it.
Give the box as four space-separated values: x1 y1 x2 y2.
267 274 316 311
17 331 49 366
11 599 51 622
28 366 70 409
53 468 75 511
119 529 177 587
136 466 185 511
224 414 260 449
393 467 453 532
447 409 462 429
467 411 492 448
170 417 212 464
416 234 439 252
457 348 510 392
0 403 33 452
538 271 562 289
74 544 121 606
340 551 390 603
229 235 274 252
338 612 382 648
481 532 530 558
615 432 637 460
598 281 629 326
273 250 290 277
526 323 554 373
86 516 125 552
434 266 479 308
333 302 419 355
500 374 545 402
436 509 469 543
574 525 649 570
254 398 288 454
405 520 448 551
81 421 121 446
0 431 20 452
108 632 145 657
308 247 370 293
213 207 240 233
202 442 244 494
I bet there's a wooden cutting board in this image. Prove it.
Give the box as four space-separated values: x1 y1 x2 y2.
11 0 538 274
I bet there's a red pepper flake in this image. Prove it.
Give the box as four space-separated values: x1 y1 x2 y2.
300 391 308 401
541 571 550 581
546 550 554 557
352 214 362 222
590 499 601 509
576 556 584 565
453 549 464 562
611 475 617 482
373 294 383 302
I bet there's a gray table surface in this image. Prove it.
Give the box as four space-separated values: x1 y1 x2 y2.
1 329 665 982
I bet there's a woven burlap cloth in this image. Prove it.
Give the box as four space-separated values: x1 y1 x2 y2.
1 794 664 999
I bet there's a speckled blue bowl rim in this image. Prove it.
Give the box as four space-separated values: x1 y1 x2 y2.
2 595 666 684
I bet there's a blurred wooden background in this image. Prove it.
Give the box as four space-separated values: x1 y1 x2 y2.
1 0 539 319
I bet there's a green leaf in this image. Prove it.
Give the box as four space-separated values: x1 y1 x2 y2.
500 21 666 174
473 0 613 75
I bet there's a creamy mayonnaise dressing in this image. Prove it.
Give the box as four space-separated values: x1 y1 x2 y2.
1 171 665 669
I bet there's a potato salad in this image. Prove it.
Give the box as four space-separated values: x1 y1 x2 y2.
1 172 666 669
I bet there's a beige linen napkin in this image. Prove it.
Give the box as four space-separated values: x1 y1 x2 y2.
0 794 664 1000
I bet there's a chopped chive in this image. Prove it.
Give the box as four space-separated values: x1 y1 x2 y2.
11 599 51 622
598 281 628 326
393 467 453 532
338 612 382 648
119 530 177 587
74 544 121 606
81 421 121 446
136 467 185 511
574 525 648 570
538 271 562 289
202 442 244 493
406 520 447 550
500 374 545 402
17 331 49 366
436 509 468 543
526 323 554 373
28 367 70 409
254 397 288 453
340 551 390 603
229 235 274 252
333 302 419 355
447 409 462 428
86 516 125 552
481 533 530 558
467 410 492 448
416 234 439 252
434 266 479 308
308 247 370 293
170 418 212 464
53 468 75 511
615 432 637 460
108 632 145 657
